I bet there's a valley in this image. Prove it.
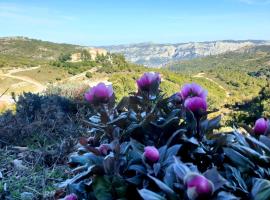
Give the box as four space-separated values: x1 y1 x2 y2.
0 36 269 124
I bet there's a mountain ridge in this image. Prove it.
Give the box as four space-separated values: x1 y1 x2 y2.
1 36 270 67
102 40 270 67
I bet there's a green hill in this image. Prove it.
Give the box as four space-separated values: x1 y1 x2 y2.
167 45 270 123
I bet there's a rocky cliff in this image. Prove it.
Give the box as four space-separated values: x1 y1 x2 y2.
103 40 270 67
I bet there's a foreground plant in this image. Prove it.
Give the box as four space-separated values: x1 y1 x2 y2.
59 73 270 200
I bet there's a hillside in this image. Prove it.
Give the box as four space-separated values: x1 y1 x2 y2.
0 37 269 124
103 40 270 67
167 45 270 123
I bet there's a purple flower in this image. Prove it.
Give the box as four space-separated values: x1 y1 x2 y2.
143 146 159 163
136 72 161 92
184 173 214 200
85 83 114 104
180 83 207 101
64 193 77 200
253 118 269 135
97 144 111 155
184 97 207 113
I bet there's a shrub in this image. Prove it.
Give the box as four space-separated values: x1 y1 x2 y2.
0 92 90 147
85 72 92 78
60 72 270 200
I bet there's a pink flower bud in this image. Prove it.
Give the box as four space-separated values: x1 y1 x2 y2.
143 146 159 163
136 72 161 92
184 173 213 200
184 97 207 113
253 118 269 135
64 193 77 200
180 83 207 101
85 83 114 104
97 144 111 155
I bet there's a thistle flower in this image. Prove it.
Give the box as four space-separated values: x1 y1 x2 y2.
143 146 159 163
184 173 214 200
85 83 114 104
180 83 207 100
136 72 161 92
64 193 77 200
184 97 207 114
253 118 269 135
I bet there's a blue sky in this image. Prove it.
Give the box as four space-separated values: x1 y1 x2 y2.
0 0 270 45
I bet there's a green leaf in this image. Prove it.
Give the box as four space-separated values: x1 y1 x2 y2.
163 164 176 189
163 144 181 166
245 136 270 155
223 147 255 170
251 178 270 200
128 164 147 174
126 175 142 185
68 153 103 167
138 189 166 200
259 135 270 150
103 152 116 174
224 164 248 193
148 175 177 199
92 176 113 200
173 157 190 180
203 167 227 192
215 191 239 200
130 138 145 154
200 115 221 135
112 176 128 198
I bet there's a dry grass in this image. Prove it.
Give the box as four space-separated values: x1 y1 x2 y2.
0 139 75 199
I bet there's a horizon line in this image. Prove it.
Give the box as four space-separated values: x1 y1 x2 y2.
0 35 270 47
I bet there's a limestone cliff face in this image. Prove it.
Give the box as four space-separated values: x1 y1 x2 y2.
104 40 270 67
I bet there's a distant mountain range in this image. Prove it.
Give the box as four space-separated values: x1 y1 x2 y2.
102 40 270 67
1 37 270 68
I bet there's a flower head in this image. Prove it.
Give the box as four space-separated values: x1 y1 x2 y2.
143 146 159 163
184 173 213 200
64 193 77 200
137 72 161 92
184 97 207 114
253 118 269 135
85 83 114 104
180 83 207 100
97 144 111 155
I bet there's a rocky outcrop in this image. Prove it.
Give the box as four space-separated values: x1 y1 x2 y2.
70 48 107 62
104 40 270 67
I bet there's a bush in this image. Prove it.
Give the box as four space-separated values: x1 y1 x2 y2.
0 92 90 147
59 72 270 200
85 72 92 78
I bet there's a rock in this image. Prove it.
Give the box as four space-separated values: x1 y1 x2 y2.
13 159 28 171
20 192 34 200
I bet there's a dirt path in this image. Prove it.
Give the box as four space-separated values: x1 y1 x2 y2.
7 66 41 75
193 73 230 97
0 73 45 91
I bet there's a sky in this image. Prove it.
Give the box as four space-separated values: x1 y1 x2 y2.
0 0 270 46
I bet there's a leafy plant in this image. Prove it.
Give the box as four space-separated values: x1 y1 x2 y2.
60 72 270 200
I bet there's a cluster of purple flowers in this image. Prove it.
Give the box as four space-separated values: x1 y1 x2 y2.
180 83 208 116
80 72 270 200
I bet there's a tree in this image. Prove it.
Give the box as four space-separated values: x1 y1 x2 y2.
58 53 71 62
